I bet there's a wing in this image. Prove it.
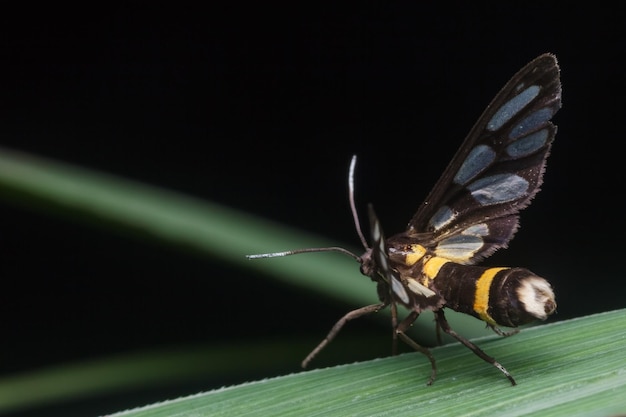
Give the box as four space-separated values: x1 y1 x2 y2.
403 54 561 264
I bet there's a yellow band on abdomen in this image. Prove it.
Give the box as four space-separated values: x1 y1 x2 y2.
423 256 450 279
474 267 508 325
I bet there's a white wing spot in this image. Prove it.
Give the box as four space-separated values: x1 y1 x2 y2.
467 173 529 206
391 275 410 303
406 278 436 298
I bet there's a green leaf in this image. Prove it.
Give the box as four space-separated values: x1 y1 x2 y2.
2 310 624 416
105 309 626 416
0 146 369 303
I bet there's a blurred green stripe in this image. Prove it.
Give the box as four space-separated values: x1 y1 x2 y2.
0 146 373 304
0 147 495 338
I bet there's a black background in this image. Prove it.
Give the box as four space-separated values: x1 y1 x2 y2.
0 3 624 416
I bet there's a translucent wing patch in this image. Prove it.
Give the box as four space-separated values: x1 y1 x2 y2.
404 54 561 264
487 85 541 131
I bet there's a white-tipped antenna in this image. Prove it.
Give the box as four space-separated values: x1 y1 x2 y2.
246 246 360 261
246 155 367 262
348 155 369 251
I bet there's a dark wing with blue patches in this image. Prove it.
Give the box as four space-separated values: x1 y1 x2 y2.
406 54 561 264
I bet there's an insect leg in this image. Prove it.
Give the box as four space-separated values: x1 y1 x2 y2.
302 302 386 368
488 324 520 337
435 309 517 385
396 311 437 385
390 300 398 355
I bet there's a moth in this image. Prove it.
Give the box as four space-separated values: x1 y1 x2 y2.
248 53 560 385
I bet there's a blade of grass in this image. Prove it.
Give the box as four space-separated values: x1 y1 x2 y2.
102 309 626 417
0 146 494 339
3 310 624 416
0 146 369 303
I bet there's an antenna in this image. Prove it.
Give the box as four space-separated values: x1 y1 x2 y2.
246 155 368 262
349 155 369 251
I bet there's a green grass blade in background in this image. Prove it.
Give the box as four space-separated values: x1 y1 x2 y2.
108 309 626 417
0 146 493 338
0 146 370 304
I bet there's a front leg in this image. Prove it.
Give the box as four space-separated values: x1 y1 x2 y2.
302 302 386 368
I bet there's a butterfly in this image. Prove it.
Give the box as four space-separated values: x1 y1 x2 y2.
248 53 561 385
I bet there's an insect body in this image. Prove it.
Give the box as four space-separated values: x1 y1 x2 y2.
248 54 560 385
